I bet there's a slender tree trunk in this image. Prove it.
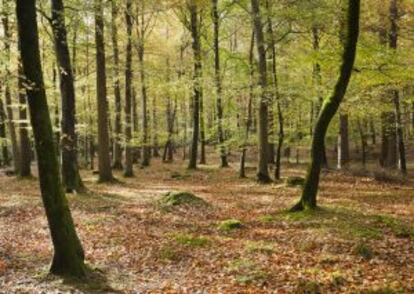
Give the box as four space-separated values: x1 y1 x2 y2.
18 65 32 177
251 0 271 183
369 116 376 145
188 1 201 170
239 30 255 178
51 0 85 192
163 58 176 163
291 0 360 211
389 0 407 175
152 95 160 157
16 0 86 276
138 43 151 167
357 119 367 168
95 0 113 182
199 90 206 164
2 5 20 173
123 0 134 177
212 0 229 168
312 26 328 169
266 0 284 180
337 113 350 169
111 0 123 170
0 95 9 166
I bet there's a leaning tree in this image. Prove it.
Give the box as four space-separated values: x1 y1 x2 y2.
291 0 360 211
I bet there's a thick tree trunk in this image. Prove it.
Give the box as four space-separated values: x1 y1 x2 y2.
188 1 201 170
18 65 32 177
251 0 271 183
2 7 20 173
16 0 86 277
51 0 85 192
95 0 114 182
111 0 123 170
123 0 134 177
212 0 229 168
291 0 360 211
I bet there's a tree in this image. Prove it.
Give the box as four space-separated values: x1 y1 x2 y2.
18 64 32 177
124 0 134 177
111 0 123 170
95 0 114 182
16 0 86 276
2 0 20 174
389 0 407 176
51 0 85 192
212 0 229 168
251 0 271 183
291 0 360 211
187 0 202 170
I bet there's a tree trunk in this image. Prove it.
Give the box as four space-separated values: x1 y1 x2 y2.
111 0 123 170
18 65 32 177
188 1 201 170
123 0 134 177
291 0 360 211
2 6 20 173
389 0 407 176
266 0 284 180
152 95 160 157
199 90 206 164
95 0 114 182
239 29 255 178
16 0 86 277
357 119 367 168
312 26 328 169
51 0 85 192
0 96 9 166
212 0 229 168
251 0 271 183
337 113 350 169
138 42 151 167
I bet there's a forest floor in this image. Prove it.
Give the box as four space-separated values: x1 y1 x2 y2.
0 152 413 293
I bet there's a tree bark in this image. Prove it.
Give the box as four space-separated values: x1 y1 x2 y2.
187 1 201 170
2 4 20 173
291 0 360 211
124 0 134 177
18 64 32 177
389 0 407 175
266 0 284 180
212 0 229 168
51 0 85 192
251 0 271 183
337 113 350 169
95 0 114 182
239 30 255 178
0 95 9 166
111 0 123 170
312 26 328 169
16 0 86 277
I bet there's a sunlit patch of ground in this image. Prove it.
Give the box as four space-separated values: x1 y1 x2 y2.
0 152 413 292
